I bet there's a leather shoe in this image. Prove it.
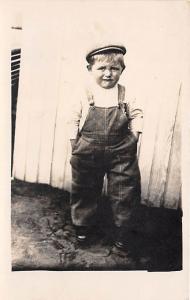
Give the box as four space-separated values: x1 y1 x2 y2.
75 226 89 244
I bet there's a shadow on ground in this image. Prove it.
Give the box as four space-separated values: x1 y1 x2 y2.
11 180 182 271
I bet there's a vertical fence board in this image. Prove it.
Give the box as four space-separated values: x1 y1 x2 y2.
138 96 160 204
24 114 42 182
37 113 56 184
37 53 61 184
23 59 47 182
164 90 181 209
50 117 70 189
147 84 180 207
50 77 72 189
13 111 29 180
13 19 45 182
62 144 72 191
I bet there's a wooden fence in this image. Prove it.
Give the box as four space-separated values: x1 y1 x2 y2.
12 2 185 209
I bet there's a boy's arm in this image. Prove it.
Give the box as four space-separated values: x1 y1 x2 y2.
67 99 82 146
128 98 143 141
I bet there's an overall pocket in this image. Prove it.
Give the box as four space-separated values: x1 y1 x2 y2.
72 136 94 155
114 133 137 157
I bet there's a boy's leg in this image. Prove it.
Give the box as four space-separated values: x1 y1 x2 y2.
107 154 141 248
70 154 105 227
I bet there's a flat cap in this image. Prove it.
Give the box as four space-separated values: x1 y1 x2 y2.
86 45 126 62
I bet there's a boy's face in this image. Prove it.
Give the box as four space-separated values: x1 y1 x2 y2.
88 55 124 89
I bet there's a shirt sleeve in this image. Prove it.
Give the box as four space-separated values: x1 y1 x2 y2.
66 89 83 140
128 98 144 133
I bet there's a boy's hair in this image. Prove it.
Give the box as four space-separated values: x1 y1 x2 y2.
87 52 126 70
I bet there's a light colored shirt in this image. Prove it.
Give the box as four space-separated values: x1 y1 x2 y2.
67 83 143 140
89 82 118 107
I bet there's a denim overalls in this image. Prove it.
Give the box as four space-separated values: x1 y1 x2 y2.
70 85 141 228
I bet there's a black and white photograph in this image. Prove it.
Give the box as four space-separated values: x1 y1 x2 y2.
4 11 190 300
1 0 189 299
9 1 187 274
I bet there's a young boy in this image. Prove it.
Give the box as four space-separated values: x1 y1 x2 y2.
68 44 143 252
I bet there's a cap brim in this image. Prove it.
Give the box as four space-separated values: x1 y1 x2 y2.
86 45 126 62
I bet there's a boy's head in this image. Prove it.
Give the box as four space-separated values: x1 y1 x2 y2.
86 45 126 89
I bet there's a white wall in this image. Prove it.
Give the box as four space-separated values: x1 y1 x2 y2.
12 1 189 208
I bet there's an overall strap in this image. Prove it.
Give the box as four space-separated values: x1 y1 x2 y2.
118 84 125 104
85 88 95 106
118 84 129 117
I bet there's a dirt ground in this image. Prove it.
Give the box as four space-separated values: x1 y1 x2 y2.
11 179 182 271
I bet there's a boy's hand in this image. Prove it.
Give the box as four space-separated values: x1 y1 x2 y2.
70 139 76 149
132 131 140 141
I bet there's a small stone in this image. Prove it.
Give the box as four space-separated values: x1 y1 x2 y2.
55 229 65 238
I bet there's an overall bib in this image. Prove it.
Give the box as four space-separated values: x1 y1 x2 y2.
70 86 141 228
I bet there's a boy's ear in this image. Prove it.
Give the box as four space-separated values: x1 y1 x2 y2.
87 65 92 71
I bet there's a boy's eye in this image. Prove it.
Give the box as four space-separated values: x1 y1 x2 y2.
111 67 120 71
97 67 106 70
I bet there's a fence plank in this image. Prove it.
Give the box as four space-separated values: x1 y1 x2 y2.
49 115 71 192
163 89 181 209
12 112 29 180
24 114 42 182
50 117 70 189
23 71 47 182
37 113 56 184
50 81 72 190
138 94 160 204
147 83 180 207
62 143 72 191
37 56 61 184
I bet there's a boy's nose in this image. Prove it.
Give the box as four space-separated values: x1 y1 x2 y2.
104 69 111 77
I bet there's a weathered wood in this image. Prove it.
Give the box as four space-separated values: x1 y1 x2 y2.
15 26 38 182
23 60 48 182
12 112 29 180
138 93 160 205
163 88 181 209
37 113 56 184
12 4 186 209
24 114 42 182
147 83 180 207
49 72 73 190
62 142 72 191
37 59 61 184
50 117 70 189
